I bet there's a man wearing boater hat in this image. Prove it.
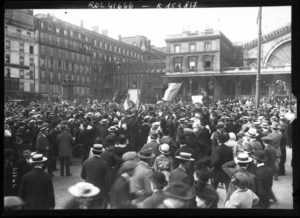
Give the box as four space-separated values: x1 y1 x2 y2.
222 152 256 204
18 153 55 210
131 147 155 203
169 152 195 188
81 144 110 208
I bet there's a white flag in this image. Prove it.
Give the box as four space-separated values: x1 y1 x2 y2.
162 83 182 101
123 89 140 110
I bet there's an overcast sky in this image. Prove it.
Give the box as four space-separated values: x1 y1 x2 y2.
33 6 291 47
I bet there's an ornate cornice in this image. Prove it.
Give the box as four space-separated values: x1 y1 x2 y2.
243 23 291 50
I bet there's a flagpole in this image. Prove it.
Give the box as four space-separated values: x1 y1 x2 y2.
255 7 262 109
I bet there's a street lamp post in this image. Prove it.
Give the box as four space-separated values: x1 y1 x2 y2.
255 7 262 109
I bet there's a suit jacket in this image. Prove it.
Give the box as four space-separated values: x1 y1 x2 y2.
18 168 55 209
16 158 33 186
56 132 74 157
264 146 277 172
254 164 273 208
250 140 263 153
81 156 110 197
169 166 192 187
141 190 166 208
109 175 132 209
131 161 153 202
210 144 233 183
36 134 50 155
267 132 282 156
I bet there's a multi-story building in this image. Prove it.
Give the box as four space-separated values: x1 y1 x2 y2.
4 9 39 100
34 14 165 101
164 24 291 100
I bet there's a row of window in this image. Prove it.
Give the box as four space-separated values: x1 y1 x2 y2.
173 42 212 53
4 25 33 37
173 55 214 72
5 54 34 66
40 70 91 83
39 22 142 59
5 40 34 54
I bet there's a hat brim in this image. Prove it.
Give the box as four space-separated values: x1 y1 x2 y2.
245 132 259 137
137 153 155 159
29 157 48 163
175 156 195 161
234 156 253 163
68 186 100 198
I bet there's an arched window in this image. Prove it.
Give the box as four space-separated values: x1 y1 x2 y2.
241 79 252 95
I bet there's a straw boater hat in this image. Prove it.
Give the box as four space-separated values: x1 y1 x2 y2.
179 118 186 123
29 153 47 164
216 121 225 128
175 152 195 161
68 182 100 198
158 143 171 155
108 126 118 132
245 128 259 138
4 196 24 209
91 144 103 154
138 148 155 159
100 119 108 124
234 152 253 164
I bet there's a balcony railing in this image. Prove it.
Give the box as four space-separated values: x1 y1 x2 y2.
5 31 35 43
222 65 291 73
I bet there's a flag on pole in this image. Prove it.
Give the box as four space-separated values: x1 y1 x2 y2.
123 89 140 110
162 83 182 101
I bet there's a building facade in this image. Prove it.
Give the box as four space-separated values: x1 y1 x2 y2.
4 9 39 100
164 24 291 100
33 14 165 101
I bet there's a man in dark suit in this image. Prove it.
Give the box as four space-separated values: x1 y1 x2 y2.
56 125 74 176
169 152 195 187
79 123 94 163
210 133 233 190
18 153 55 210
253 150 274 208
35 123 52 176
210 122 225 159
140 171 168 208
81 144 110 208
16 146 33 189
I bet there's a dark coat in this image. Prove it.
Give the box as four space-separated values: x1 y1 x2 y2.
16 158 33 186
254 165 273 208
81 156 110 197
264 146 277 173
18 168 55 209
169 166 192 187
36 134 50 156
109 175 132 209
210 144 233 184
142 140 160 155
56 132 74 157
142 190 166 208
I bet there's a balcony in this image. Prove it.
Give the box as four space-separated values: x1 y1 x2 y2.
5 31 35 43
222 65 291 74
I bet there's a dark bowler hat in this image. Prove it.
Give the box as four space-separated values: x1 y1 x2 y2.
149 171 168 188
119 160 137 174
254 150 265 162
261 136 272 144
164 181 195 200
271 122 280 130
138 148 155 159
218 133 230 144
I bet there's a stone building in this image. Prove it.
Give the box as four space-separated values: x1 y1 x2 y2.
164 24 291 100
4 9 39 100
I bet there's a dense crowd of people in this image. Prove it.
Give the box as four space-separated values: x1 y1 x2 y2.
3 96 296 210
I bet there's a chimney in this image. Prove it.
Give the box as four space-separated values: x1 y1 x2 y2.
80 20 84 28
118 35 122 41
92 26 99 33
101 30 108 36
